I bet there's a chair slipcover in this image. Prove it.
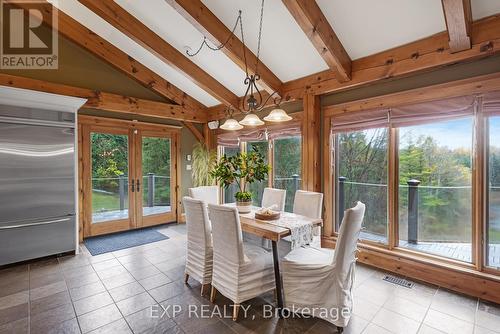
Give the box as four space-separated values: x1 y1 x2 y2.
276 190 324 254
188 186 219 205
245 188 286 249
208 204 276 304
262 188 286 211
183 197 213 285
281 202 366 327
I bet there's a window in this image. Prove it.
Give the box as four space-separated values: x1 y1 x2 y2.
273 136 302 212
398 118 473 262
247 141 269 206
221 146 240 204
488 116 500 269
336 128 389 243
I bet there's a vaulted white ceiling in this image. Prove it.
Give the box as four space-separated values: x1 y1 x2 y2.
55 0 500 108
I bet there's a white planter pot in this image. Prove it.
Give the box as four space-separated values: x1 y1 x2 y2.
236 200 252 213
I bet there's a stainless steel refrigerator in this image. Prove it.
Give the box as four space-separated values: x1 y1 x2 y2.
0 106 76 266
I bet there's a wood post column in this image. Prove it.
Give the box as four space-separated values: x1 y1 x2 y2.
301 94 321 192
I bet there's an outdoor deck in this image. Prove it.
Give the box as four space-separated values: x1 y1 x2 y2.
92 206 171 223
361 231 500 267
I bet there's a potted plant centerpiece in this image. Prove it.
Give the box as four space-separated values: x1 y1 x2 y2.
211 145 270 213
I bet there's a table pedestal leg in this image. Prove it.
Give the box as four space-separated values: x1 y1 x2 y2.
271 240 284 310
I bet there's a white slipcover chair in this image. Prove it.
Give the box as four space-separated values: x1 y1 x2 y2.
188 186 219 205
277 190 324 255
281 201 366 330
182 197 213 296
262 187 286 211
245 188 287 249
207 204 276 321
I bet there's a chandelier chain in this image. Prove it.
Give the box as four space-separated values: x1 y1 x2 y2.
255 0 265 76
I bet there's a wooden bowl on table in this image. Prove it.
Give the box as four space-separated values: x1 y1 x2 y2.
255 211 280 221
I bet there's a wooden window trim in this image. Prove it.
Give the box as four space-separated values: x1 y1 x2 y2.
322 72 500 302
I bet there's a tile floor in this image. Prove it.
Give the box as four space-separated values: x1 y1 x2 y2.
1 223 500 334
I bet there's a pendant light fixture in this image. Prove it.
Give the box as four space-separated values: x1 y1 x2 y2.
186 0 292 129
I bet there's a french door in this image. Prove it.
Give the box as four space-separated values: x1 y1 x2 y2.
80 117 179 237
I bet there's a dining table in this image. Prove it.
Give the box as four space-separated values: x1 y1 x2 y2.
224 203 323 310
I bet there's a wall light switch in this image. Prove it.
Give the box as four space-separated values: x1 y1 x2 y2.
186 164 192 171
186 154 192 161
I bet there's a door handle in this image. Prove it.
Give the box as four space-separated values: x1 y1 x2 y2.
136 179 141 192
131 179 135 192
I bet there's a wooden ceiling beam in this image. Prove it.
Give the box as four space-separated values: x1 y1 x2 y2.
0 74 207 123
281 14 500 99
167 0 283 95
182 122 205 143
18 1 206 113
282 0 351 82
78 0 240 109
441 0 472 53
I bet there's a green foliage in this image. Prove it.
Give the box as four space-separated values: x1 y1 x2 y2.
211 144 270 201
192 142 217 187
235 191 252 201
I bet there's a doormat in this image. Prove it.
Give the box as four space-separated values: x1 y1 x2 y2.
84 228 169 256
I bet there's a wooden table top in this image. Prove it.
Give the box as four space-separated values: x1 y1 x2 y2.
225 204 322 242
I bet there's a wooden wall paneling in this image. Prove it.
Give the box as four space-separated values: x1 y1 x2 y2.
388 127 399 250
474 98 486 271
302 94 321 192
80 125 92 238
0 73 206 123
324 72 500 116
175 132 182 223
77 123 84 243
322 116 333 237
203 124 217 151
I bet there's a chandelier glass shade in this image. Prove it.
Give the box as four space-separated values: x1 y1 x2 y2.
263 108 292 122
239 113 265 127
220 117 243 131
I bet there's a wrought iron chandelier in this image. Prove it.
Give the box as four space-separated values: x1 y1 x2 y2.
185 0 291 130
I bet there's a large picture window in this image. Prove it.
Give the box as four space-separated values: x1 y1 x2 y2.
336 128 389 244
488 116 500 269
221 146 240 204
398 118 473 262
247 141 269 206
273 136 302 212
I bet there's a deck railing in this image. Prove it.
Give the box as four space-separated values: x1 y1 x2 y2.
92 174 170 213
338 177 484 243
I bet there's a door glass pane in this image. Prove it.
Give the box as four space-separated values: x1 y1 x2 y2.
398 118 473 262
222 146 239 204
91 133 129 223
142 137 171 216
247 141 269 206
336 128 389 243
273 136 301 212
488 117 500 269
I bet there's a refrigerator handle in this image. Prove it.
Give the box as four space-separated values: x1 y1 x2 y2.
0 217 71 230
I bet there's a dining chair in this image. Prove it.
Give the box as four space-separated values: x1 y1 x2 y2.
245 187 287 249
293 190 323 248
262 187 286 211
281 201 365 332
188 186 219 205
207 204 276 321
182 196 213 296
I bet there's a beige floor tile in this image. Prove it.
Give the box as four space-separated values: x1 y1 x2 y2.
0 291 28 311
138 273 172 290
476 309 500 333
101 273 135 290
77 304 122 333
372 308 420 334
362 323 393 334
69 281 106 301
383 296 429 322
474 326 499 334
423 309 474 334
87 318 132 334
115 292 156 316
30 281 67 301
73 291 114 316
108 281 145 302
352 296 381 321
